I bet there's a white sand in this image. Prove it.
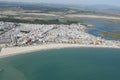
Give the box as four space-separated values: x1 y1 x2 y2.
66 14 120 20
0 44 120 58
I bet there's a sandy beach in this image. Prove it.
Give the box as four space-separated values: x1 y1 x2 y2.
0 44 120 58
65 14 120 20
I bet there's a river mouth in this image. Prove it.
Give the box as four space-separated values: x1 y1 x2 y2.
84 18 120 40
65 17 120 40
0 48 120 80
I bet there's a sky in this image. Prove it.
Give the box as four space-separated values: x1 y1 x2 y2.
0 0 120 6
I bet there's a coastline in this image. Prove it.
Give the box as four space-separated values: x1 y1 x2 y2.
0 44 120 58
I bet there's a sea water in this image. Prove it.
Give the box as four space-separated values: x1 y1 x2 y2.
0 48 120 80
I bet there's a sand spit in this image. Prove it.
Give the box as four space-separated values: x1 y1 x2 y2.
66 14 120 20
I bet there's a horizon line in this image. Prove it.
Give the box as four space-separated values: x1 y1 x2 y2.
0 0 120 7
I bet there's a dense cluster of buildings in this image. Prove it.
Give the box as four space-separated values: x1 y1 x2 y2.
0 22 120 47
0 22 19 44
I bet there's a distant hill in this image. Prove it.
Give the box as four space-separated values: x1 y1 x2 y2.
0 1 120 17
0 1 120 10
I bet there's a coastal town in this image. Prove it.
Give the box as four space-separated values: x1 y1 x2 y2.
1 1 120 80
0 21 120 48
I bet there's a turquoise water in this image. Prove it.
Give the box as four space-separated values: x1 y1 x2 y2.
0 48 120 80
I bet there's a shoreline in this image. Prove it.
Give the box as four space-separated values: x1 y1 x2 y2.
0 44 120 58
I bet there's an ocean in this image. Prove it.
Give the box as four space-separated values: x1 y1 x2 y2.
0 48 120 80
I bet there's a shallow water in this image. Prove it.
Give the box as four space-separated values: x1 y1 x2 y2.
0 48 120 80
72 18 120 40
86 19 120 40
